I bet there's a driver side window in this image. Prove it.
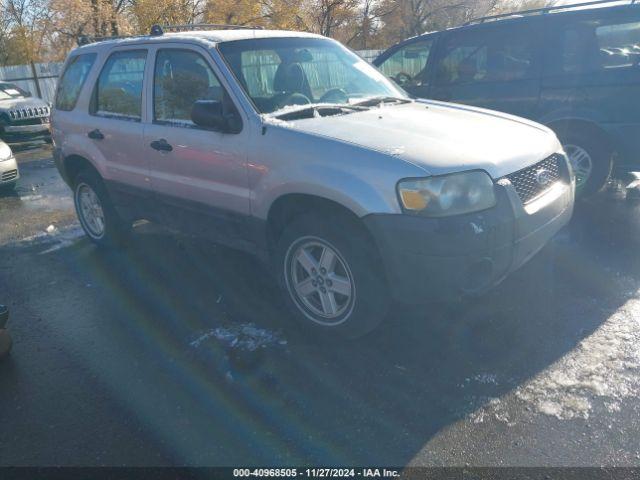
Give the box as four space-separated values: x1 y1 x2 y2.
153 48 225 126
379 39 434 88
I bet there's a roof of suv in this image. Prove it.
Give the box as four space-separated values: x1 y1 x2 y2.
74 29 325 52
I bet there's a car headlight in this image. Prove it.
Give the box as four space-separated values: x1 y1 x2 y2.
0 143 12 162
398 171 496 217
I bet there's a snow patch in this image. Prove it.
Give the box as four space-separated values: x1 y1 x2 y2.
190 322 287 351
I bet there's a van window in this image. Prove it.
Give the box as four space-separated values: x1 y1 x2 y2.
92 50 147 120
435 28 537 86
153 49 224 126
560 19 640 73
55 53 96 111
378 39 434 88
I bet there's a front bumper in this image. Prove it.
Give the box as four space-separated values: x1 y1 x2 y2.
1 122 51 141
364 175 575 304
0 155 19 185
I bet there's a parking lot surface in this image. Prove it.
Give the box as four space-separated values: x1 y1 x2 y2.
1 146 640 466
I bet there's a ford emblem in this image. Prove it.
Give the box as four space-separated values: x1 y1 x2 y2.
536 168 553 187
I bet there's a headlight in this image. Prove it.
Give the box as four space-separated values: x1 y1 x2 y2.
0 143 12 162
398 171 496 217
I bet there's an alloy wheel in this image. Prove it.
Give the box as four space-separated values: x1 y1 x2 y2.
285 236 356 326
564 144 593 190
75 183 106 239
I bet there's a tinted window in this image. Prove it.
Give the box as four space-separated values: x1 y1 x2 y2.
154 49 224 126
92 50 146 120
379 39 434 88
435 28 537 86
561 18 640 73
55 54 96 111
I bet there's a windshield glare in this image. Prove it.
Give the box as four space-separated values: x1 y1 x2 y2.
218 37 406 115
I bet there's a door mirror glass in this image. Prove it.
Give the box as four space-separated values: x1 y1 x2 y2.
191 100 225 130
191 100 241 133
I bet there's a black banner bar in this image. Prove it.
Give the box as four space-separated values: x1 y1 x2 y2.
0 468 638 480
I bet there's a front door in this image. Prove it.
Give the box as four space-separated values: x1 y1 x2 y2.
143 45 251 247
429 23 542 119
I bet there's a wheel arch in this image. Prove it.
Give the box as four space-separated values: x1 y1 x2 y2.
63 154 101 186
546 118 613 151
265 193 379 257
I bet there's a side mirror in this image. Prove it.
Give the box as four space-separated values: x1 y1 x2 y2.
191 100 242 133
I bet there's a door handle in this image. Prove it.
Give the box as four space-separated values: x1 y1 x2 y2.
150 139 173 152
87 129 104 140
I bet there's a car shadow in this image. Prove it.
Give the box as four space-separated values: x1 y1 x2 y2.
0 194 638 465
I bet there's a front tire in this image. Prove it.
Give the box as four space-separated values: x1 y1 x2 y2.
73 169 130 248
275 213 389 339
560 130 612 197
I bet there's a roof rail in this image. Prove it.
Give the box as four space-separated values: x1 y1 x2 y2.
152 23 265 34
77 34 133 46
76 22 265 46
464 0 637 25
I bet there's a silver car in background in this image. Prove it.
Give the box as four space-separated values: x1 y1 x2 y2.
52 26 575 337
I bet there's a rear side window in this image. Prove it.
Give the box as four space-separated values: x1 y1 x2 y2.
153 49 224 126
55 53 96 111
378 39 434 88
92 50 147 120
560 18 640 73
434 27 537 86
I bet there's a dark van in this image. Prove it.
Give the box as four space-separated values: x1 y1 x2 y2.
374 0 640 196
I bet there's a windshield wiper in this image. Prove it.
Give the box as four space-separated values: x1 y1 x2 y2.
351 96 412 107
268 103 369 120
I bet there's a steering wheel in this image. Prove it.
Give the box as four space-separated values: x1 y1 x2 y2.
319 88 348 104
277 93 311 109
393 72 413 86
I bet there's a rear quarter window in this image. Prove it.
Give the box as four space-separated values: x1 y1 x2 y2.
55 53 97 111
557 16 640 74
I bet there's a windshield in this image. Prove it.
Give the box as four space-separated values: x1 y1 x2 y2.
0 82 30 100
218 37 407 115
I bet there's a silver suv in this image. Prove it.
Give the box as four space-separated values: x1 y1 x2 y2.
52 25 575 337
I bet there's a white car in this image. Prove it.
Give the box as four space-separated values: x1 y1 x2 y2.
0 140 18 191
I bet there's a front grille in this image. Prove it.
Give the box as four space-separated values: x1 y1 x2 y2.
505 154 562 204
1 169 18 182
7 105 49 121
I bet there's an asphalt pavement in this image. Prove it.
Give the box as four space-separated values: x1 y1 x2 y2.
1 146 640 466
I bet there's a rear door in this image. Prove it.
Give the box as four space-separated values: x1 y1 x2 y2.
87 48 152 215
375 35 438 99
429 22 542 118
143 44 251 246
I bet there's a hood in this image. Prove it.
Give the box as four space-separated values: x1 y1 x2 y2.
276 101 560 179
0 96 49 112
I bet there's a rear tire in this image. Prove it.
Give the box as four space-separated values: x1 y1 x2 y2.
73 169 130 248
559 130 612 197
275 213 389 339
